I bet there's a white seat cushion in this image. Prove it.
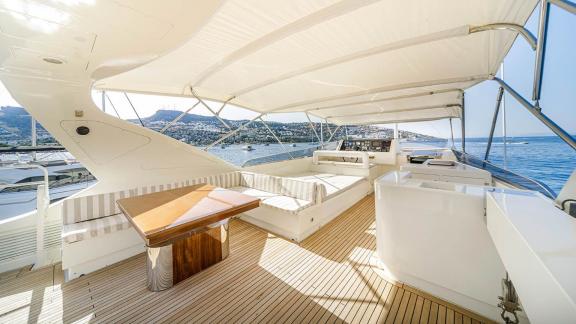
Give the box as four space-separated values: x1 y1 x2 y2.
285 172 366 200
261 196 313 214
229 186 313 214
62 214 132 244
228 186 278 199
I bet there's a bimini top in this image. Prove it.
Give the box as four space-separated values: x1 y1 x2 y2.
95 0 538 125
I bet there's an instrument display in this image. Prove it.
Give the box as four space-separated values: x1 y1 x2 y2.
338 139 391 152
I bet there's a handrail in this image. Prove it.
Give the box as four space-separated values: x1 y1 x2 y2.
452 150 556 199
313 150 371 169
0 181 46 190
0 163 50 269
0 164 49 189
241 146 319 167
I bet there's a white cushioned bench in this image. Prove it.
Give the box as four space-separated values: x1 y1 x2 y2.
61 171 323 279
283 172 367 200
228 172 319 213
61 190 132 244
234 172 371 242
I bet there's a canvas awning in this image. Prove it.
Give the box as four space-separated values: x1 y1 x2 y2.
94 0 538 125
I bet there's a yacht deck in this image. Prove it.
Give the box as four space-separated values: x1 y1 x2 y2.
0 195 493 323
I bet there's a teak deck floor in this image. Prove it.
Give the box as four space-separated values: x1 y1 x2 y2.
0 195 494 323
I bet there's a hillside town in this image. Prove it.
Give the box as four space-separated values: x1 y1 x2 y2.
0 106 440 147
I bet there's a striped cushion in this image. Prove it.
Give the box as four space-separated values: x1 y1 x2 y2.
252 173 281 194
316 184 328 202
62 190 131 225
279 178 318 203
239 172 255 187
61 170 323 234
135 181 192 196
206 172 240 188
62 214 132 243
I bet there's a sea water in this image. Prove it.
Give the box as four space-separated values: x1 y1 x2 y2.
1 136 574 219
417 135 576 193
208 136 575 193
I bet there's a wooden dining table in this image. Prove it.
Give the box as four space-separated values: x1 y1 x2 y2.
117 183 260 291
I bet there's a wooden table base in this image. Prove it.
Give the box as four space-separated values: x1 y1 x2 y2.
146 220 230 291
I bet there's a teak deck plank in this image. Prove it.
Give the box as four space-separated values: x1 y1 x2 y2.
0 194 496 324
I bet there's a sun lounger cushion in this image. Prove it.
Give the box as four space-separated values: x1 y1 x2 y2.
228 187 278 200
262 196 314 213
228 186 313 214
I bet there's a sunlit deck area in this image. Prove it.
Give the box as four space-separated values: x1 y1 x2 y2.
0 195 492 323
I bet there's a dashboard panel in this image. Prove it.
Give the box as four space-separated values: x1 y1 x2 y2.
338 139 391 152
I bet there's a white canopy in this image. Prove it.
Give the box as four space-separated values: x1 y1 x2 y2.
95 0 537 125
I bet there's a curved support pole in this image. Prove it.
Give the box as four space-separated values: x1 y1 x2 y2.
470 23 537 50
549 0 576 15
492 77 576 151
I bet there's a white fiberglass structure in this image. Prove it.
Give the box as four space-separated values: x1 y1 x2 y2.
1 0 576 323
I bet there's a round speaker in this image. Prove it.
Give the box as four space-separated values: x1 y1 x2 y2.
76 126 90 135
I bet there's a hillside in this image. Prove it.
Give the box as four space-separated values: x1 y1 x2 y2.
0 106 442 146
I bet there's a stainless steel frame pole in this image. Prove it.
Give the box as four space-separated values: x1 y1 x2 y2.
549 0 576 15
533 0 550 103
160 101 202 134
102 90 106 113
305 113 321 143
449 118 455 149
327 125 342 143
494 77 576 151
205 114 263 150
105 93 121 118
190 88 231 129
31 117 37 161
461 92 466 153
124 92 145 127
258 118 294 159
484 87 505 161
320 120 324 149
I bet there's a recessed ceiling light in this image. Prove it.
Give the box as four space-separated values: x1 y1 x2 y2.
43 57 64 64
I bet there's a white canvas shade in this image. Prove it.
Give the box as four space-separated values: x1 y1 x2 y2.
94 0 538 125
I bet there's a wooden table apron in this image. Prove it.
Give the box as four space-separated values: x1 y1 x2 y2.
117 184 260 291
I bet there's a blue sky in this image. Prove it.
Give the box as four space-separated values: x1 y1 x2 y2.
1 4 574 139
464 4 576 138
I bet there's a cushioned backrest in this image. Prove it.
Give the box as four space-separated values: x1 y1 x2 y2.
62 172 236 225
206 172 240 188
251 172 281 194
316 183 328 203
239 172 255 188
280 178 318 203
62 190 131 225
134 181 189 196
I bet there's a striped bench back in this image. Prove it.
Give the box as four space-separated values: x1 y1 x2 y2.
280 178 318 203
62 190 131 225
62 171 324 225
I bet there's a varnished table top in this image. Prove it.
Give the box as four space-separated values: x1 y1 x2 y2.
117 184 260 247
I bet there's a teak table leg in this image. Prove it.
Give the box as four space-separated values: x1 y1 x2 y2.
146 221 230 291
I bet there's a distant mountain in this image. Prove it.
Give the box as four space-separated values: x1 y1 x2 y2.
0 106 45 137
0 106 443 146
140 110 221 124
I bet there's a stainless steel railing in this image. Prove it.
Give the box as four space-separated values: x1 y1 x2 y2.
0 164 50 269
453 150 556 199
